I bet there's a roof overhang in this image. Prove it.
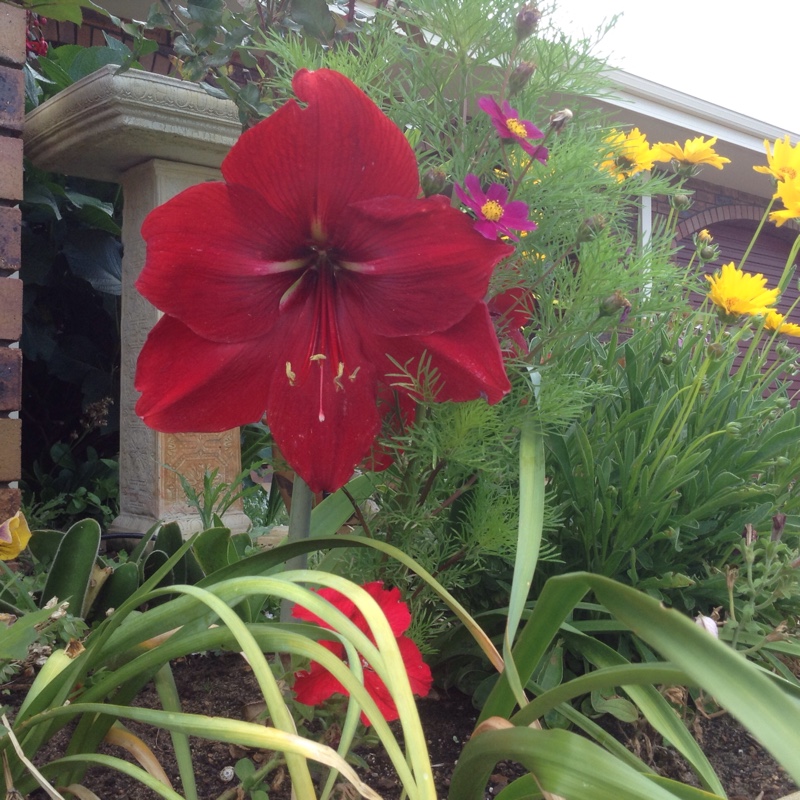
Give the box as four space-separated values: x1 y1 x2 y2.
588 69 798 200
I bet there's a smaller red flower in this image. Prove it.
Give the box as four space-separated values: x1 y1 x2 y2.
478 96 548 163
455 174 536 241
488 287 535 355
292 582 432 726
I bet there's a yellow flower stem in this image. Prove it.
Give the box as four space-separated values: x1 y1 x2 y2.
776 232 800 294
739 197 775 272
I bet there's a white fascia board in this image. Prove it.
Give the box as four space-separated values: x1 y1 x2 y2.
604 69 798 152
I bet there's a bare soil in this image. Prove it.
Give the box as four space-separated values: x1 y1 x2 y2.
2 653 796 799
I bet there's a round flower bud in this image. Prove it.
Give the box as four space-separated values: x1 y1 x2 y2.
699 245 718 262
548 108 573 133
421 167 447 197
725 421 742 436
672 193 692 211
660 351 676 366
599 290 631 317
706 342 725 359
576 214 607 243
508 61 536 96
776 456 791 467
695 614 719 638
776 341 797 360
515 3 542 41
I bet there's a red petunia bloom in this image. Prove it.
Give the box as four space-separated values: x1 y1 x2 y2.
455 174 537 241
135 69 513 493
478 96 548 163
292 581 432 726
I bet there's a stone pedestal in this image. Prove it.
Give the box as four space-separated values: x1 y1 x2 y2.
24 65 251 533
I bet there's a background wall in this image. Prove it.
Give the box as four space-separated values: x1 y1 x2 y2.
0 4 24 518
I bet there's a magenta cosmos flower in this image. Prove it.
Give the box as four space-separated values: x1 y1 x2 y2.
455 174 537 241
292 582 432 726
135 69 512 493
478 96 548 163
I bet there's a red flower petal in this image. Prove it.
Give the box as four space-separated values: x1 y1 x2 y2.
266 289 382 493
372 304 512 404
138 183 308 344
222 69 420 243
397 635 433 697
292 586 357 630
335 195 513 337
361 582 412 638
134 316 275 432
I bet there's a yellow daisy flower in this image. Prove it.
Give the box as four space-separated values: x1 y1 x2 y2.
765 310 800 337
754 135 800 185
652 135 731 170
0 511 32 561
600 128 655 181
770 178 800 227
706 262 779 319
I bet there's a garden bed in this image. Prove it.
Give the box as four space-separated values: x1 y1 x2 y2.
3 653 796 799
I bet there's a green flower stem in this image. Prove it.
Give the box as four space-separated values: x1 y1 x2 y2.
777 231 800 293
739 197 775 272
280 475 314 623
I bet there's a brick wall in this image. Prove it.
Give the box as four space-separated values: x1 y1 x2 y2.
0 3 24 519
41 9 174 76
652 175 785 242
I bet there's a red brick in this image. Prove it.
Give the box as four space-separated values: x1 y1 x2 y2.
0 417 20 481
0 205 19 274
0 64 23 133
0 135 22 201
0 347 21 410
0 5 25 68
0 278 22 340
0 487 20 518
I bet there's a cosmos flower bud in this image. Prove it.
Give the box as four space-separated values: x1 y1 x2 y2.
695 614 719 638
660 351 675 366
421 167 447 197
515 3 541 41
508 61 536 96
576 214 607 243
548 108 573 133
598 290 630 317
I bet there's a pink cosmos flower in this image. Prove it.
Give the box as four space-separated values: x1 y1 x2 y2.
292 581 432 725
454 174 537 241
135 69 513 493
478 96 548 163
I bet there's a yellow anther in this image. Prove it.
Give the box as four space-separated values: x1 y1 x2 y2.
348 367 361 382
506 118 527 138
310 353 327 362
333 362 345 391
481 200 504 222
285 362 296 386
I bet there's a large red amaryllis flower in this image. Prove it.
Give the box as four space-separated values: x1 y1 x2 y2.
135 69 513 493
292 581 432 726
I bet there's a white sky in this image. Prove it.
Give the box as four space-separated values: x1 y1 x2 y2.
550 0 800 136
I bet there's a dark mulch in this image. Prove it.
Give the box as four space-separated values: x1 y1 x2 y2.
2 653 796 799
